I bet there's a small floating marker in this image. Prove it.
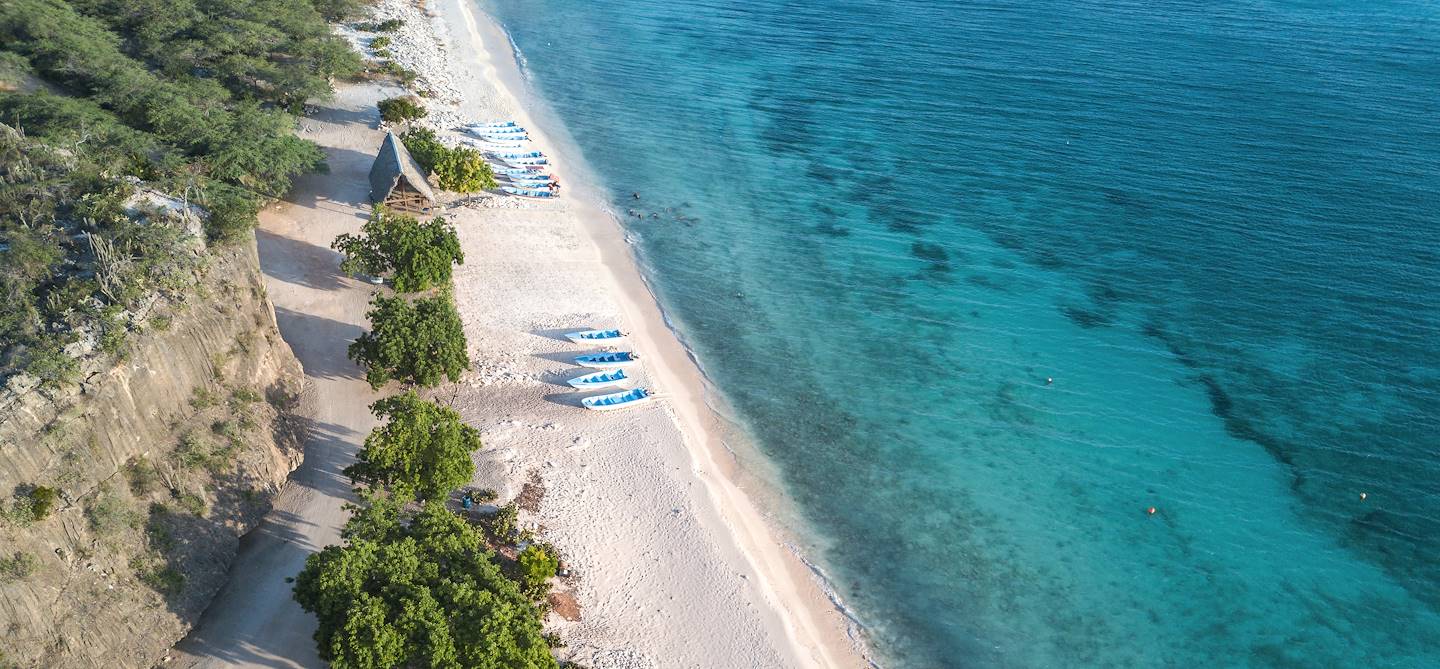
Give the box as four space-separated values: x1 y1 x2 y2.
1046 377 1054 385
1147 506 1157 516
1359 492 1368 501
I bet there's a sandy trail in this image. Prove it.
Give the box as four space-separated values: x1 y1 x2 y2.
171 83 393 668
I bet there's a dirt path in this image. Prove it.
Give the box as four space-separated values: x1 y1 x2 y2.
171 83 394 668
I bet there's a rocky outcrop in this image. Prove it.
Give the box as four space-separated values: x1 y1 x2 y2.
0 238 305 668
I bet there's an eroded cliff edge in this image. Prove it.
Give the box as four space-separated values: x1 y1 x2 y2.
0 238 305 668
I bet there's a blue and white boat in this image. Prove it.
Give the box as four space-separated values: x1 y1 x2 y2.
464 138 530 150
502 186 555 198
574 351 639 368
567 368 632 390
467 121 516 129
502 157 549 166
565 328 625 344
490 150 544 159
468 125 527 136
581 388 652 412
496 167 546 176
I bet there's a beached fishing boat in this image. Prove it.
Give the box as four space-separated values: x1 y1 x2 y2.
467 121 516 129
496 167 546 176
565 328 625 344
567 368 633 390
467 125 527 135
581 388 652 412
490 150 544 159
502 186 555 198
574 351 639 368
502 157 549 166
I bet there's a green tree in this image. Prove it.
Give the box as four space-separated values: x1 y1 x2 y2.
401 128 497 193
348 292 470 388
344 392 480 502
292 502 557 669
332 208 463 292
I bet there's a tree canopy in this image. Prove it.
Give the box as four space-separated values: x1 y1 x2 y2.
402 127 497 193
332 208 464 293
292 500 557 669
344 392 480 502
348 292 471 388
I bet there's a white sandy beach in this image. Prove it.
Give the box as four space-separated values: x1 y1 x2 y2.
176 0 872 667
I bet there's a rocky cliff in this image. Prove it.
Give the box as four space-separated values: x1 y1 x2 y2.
0 238 304 668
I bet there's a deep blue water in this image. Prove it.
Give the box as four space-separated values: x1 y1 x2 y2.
480 0 1440 665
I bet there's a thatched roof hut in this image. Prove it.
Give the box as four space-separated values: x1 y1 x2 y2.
369 131 435 214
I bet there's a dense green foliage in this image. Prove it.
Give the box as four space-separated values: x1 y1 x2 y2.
292 500 557 669
332 208 463 292
517 544 558 592
344 392 481 502
0 0 359 382
377 95 425 124
402 128 498 193
348 292 470 388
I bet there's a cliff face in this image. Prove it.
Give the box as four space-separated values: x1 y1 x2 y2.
0 238 304 668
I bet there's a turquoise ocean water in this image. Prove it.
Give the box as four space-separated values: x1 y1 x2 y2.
480 0 1440 665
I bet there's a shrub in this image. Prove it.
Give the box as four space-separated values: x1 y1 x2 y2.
370 35 392 50
177 492 206 517
332 208 463 292
87 491 142 536
344 392 481 502
377 96 426 124
357 18 405 32
28 486 60 520
0 551 39 582
176 431 238 474
485 503 519 542
126 457 161 496
133 556 185 596
373 60 418 85
402 128 497 193
517 544 558 592
348 292 470 388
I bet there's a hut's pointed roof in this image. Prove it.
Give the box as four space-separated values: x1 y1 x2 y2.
369 131 436 203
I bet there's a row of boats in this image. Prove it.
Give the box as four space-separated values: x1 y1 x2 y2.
562 328 654 411
462 121 559 199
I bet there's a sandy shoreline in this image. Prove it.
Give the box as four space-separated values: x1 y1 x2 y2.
418 0 872 666
175 0 872 665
